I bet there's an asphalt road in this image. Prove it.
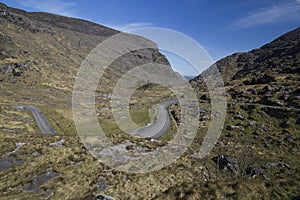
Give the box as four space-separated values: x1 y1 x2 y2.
131 100 178 139
13 105 57 135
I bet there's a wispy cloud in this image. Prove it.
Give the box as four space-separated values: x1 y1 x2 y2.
229 1 300 30
104 22 154 31
18 0 78 17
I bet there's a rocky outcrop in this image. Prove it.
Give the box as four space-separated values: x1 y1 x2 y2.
212 155 239 175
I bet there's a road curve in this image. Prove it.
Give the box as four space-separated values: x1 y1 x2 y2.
13 105 57 135
131 100 178 139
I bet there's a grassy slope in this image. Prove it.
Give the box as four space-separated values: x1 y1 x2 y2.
0 3 299 199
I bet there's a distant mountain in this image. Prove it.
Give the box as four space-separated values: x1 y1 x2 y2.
191 27 300 109
184 75 196 80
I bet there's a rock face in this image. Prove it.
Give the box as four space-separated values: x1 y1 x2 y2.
191 27 300 109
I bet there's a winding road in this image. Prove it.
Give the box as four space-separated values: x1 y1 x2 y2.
13 100 177 138
13 105 57 135
130 100 178 139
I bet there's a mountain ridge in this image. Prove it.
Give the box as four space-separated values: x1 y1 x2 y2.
192 26 300 109
0 2 169 106
0 3 299 199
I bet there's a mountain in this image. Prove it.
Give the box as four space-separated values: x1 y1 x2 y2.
191 27 300 109
0 2 170 106
0 2 300 199
185 27 300 199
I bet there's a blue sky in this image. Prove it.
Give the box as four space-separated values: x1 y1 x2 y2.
2 0 300 76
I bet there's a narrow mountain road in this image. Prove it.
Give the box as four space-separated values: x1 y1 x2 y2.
13 105 57 134
131 100 178 139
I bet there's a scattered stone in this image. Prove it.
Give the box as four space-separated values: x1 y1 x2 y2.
257 124 265 128
262 85 276 93
234 113 244 120
239 132 244 137
246 166 268 179
2 128 25 133
249 88 257 94
97 177 108 192
285 135 295 142
23 171 60 195
264 161 290 169
95 194 115 200
0 9 7 16
264 162 277 168
0 61 31 76
244 74 276 85
265 93 274 97
253 135 259 140
32 151 42 157
252 131 260 136
225 132 234 137
73 161 83 166
7 142 26 155
264 142 270 148
50 139 65 147
227 125 240 130
200 115 210 121
0 156 24 171
249 121 257 126
212 155 239 175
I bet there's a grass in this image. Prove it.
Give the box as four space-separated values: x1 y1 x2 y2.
1 80 299 199
1 17 299 198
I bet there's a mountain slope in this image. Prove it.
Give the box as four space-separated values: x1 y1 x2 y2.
0 2 170 106
1 3 299 199
192 27 300 109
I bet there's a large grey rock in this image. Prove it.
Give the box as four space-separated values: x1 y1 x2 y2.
97 177 108 192
23 171 60 195
95 194 115 200
0 156 24 171
212 155 239 175
50 139 65 147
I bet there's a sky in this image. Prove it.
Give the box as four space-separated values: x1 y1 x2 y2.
1 0 300 76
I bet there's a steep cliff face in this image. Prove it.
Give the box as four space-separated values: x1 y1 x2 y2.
0 2 170 103
192 27 300 108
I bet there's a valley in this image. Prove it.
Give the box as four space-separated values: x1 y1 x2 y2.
0 2 299 199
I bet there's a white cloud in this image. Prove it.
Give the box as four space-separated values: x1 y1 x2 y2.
18 0 78 17
230 1 300 30
104 22 154 31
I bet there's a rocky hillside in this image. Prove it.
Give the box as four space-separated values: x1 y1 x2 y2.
0 2 169 105
1 3 299 199
192 27 300 109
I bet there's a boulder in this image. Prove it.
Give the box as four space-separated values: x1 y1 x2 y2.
212 155 239 175
227 125 240 130
50 139 65 147
246 166 266 179
95 194 115 200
